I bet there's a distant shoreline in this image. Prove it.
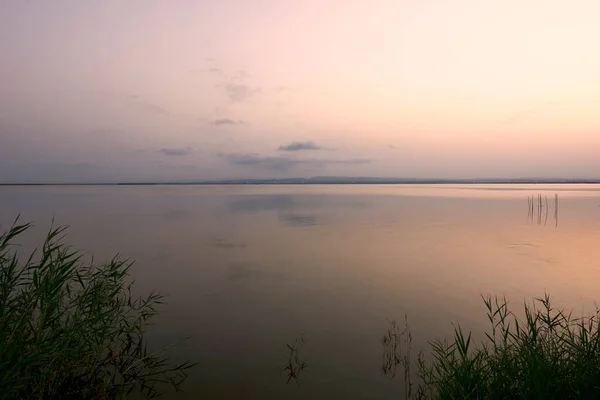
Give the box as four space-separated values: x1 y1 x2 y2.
3 179 600 186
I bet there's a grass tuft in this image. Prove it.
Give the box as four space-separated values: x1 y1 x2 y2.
0 217 195 399
383 294 600 399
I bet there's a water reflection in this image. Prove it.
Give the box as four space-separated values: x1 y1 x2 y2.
226 262 266 282
280 214 320 227
228 194 371 214
229 195 294 213
2 185 600 399
213 238 247 249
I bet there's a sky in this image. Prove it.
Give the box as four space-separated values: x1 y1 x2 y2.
1 0 599 183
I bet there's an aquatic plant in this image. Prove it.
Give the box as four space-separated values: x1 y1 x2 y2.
283 334 307 386
0 218 195 399
528 193 558 226
382 294 600 399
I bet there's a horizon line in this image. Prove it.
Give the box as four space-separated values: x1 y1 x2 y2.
3 177 600 186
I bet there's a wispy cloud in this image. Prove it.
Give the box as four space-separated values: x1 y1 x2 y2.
279 141 322 151
159 148 192 156
223 84 260 102
213 118 243 126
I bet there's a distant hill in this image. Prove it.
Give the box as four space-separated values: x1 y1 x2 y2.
122 177 600 185
3 177 600 185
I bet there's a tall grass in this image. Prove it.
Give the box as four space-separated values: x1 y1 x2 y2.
382 294 600 399
0 218 195 399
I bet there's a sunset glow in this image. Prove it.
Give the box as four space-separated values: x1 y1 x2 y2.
1 0 599 182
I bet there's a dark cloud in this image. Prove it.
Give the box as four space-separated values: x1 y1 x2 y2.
224 84 260 102
129 101 168 115
279 141 322 151
223 153 300 171
159 148 191 156
213 118 242 126
221 152 371 171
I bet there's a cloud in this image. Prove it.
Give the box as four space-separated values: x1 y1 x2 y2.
224 84 260 102
129 101 168 115
221 153 371 171
204 67 225 76
223 153 300 171
389 145 397 149
159 148 191 156
213 118 242 126
279 141 322 151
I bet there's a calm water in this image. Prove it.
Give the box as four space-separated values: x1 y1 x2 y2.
2 184 600 398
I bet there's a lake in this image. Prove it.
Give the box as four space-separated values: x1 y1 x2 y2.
2 184 600 398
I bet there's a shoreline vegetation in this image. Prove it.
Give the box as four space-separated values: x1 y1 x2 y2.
0 218 195 399
380 294 600 399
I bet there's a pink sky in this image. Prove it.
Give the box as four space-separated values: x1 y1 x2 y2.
1 0 599 182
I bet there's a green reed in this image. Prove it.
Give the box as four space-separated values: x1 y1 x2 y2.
0 218 195 399
383 294 600 399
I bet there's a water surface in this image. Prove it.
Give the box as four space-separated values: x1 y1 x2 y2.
2 184 600 398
